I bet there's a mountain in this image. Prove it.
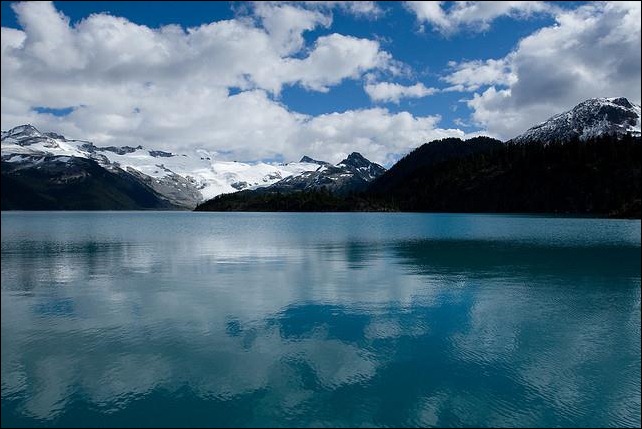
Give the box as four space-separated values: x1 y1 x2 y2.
5 96 640 215
1 155 177 210
369 134 641 218
199 134 640 217
299 156 329 165
194 152 387 211
370 137 504 195
510 97 641 144
1 125 321 208
266 152 386 194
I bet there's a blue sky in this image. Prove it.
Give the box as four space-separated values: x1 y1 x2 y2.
1 1 640 164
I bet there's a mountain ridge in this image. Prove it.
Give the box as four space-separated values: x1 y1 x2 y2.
1 125 385 208
1 125 330 207
266 151 386 194
3 96 640 214
509 97 641 145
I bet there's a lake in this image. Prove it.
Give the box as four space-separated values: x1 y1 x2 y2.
1 212 640 428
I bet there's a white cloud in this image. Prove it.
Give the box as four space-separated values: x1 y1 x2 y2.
298 108 467 165
2 2 389 96
364 82 438 103
299 1 384 18
442 59 516 92
404 1 450 30
453 1 642 140
244 0 384 56
1 27 25 75
250 2 332 55
1 1 468 165
404 1 552 34
282 34 392 93
11 0 84 70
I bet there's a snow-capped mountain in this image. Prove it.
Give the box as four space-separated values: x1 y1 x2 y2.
509 97 641 145
266 152 386 194
1 125 321 208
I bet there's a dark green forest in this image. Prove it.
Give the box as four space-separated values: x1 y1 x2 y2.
194 188 393 212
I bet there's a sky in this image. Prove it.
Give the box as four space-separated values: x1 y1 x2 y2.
1 1 640 165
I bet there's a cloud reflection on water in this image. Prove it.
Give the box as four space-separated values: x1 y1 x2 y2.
1 213 640 427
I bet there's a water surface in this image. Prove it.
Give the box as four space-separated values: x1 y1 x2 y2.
1 212 640 427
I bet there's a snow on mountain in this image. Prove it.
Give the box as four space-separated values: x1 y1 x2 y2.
266 152 386 194
509 97 641 144
337 152 386 182
1 125 321 207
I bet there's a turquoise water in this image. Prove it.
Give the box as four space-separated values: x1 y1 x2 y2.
1 212 640 428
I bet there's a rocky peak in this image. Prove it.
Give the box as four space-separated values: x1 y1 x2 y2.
339 152 370 168
4 124 41 138
299 155 328 165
